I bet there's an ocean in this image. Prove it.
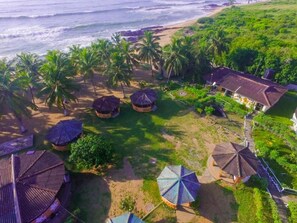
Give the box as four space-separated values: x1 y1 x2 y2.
0 0 246 58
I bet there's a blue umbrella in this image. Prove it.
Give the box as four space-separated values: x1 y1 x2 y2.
107 213 144 223
157 165 200 205
46 119 82 146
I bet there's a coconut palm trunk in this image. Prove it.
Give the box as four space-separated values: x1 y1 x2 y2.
29 86 35 104
121 83 126 98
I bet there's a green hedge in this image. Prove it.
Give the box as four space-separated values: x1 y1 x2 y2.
288 201 297 223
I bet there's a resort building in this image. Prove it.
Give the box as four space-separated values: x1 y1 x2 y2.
204 67 287 112
292 108 297 133
0 150 70 223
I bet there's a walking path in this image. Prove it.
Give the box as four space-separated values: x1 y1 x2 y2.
244 116 288 223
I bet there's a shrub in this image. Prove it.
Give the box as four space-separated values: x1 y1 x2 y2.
288 201 297 223
120 195 136 212
269 198 282 223
254 188 264 223
205 106 215 116
69 134 114 170
197 17 214 24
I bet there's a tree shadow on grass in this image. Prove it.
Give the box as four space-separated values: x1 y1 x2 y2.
79 95 187 178
69 172 111 223
197 182 238 223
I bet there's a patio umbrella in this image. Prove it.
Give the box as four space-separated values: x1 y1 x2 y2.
130 89 157 106
106 212 144 223
212 142 258 178
92 96 120 113
157 165 200 205
46 119 83 146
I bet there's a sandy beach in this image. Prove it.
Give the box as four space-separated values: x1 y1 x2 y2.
156 6 226 46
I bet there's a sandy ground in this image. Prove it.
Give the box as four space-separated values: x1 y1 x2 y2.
0 69 157 144
104 158 148 219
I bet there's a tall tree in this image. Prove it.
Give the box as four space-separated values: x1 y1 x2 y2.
208 29 229 65
38 50 80 115
137 31 161 77
91 39 113 69
68 45 82 73
163 38 189 82
76 48 99 95
16 53 42 104
0 59 37 133
117 39 139 71
104 52 132 98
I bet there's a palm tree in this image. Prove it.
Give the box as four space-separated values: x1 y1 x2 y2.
163 38 189 82
104 52 132 98
38 50 80 115
0 59 37 133
16 53 42 104
68 45 82 73
137 31 161 77
118 39 139 71
208 29 229 58
91 39 113 69
76 48 99 95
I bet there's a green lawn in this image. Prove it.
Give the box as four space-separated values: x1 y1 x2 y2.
63 90 281 222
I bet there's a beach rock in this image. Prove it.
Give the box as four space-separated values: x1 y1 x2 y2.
119 30 144 37
126 36 139 43
207 3 219 8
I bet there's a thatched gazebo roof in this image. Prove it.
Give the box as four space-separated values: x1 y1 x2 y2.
0 150 65 223
106 212 144 223
130 89 157 106
157 165 200 206
46 119 82 146
92 96 120 113
212 142 258 178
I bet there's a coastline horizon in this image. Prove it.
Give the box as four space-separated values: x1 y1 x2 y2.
0 0 251 59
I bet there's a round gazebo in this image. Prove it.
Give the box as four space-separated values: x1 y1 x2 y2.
46 119 83 151
130 89 157 112
92 96 120 118
157 165 200 208
106 212 144 223
212 142 258 183
0 150 68 223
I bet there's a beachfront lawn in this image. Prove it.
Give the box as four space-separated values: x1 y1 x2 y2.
65 90 280 222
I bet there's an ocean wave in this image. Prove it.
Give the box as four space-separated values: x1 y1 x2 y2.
0 26 67 40
0 6 142 20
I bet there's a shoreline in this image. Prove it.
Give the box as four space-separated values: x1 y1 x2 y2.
155 6 226 46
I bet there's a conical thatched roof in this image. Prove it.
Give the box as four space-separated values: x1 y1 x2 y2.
157 165 200 205
130 89 157 106
46 119 82 146
212 142 258 178
106 212 144 223
92 96 120 113
0 150 65 223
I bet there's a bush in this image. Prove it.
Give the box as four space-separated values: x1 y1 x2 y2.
69 134 114 170
120 195 136 212
254 188 264 223
197 17 214 24
288 201 297 223
205 106 215 116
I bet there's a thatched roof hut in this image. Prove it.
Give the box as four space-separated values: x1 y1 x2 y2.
130 89 157 112
92 96 120 118
157 165 200 208
0 150 67 223
106 212 144 223
212 142 258 183
46 119 82 151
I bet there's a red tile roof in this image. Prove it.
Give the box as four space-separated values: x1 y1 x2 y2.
0 151 65 223
205 67 287 107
